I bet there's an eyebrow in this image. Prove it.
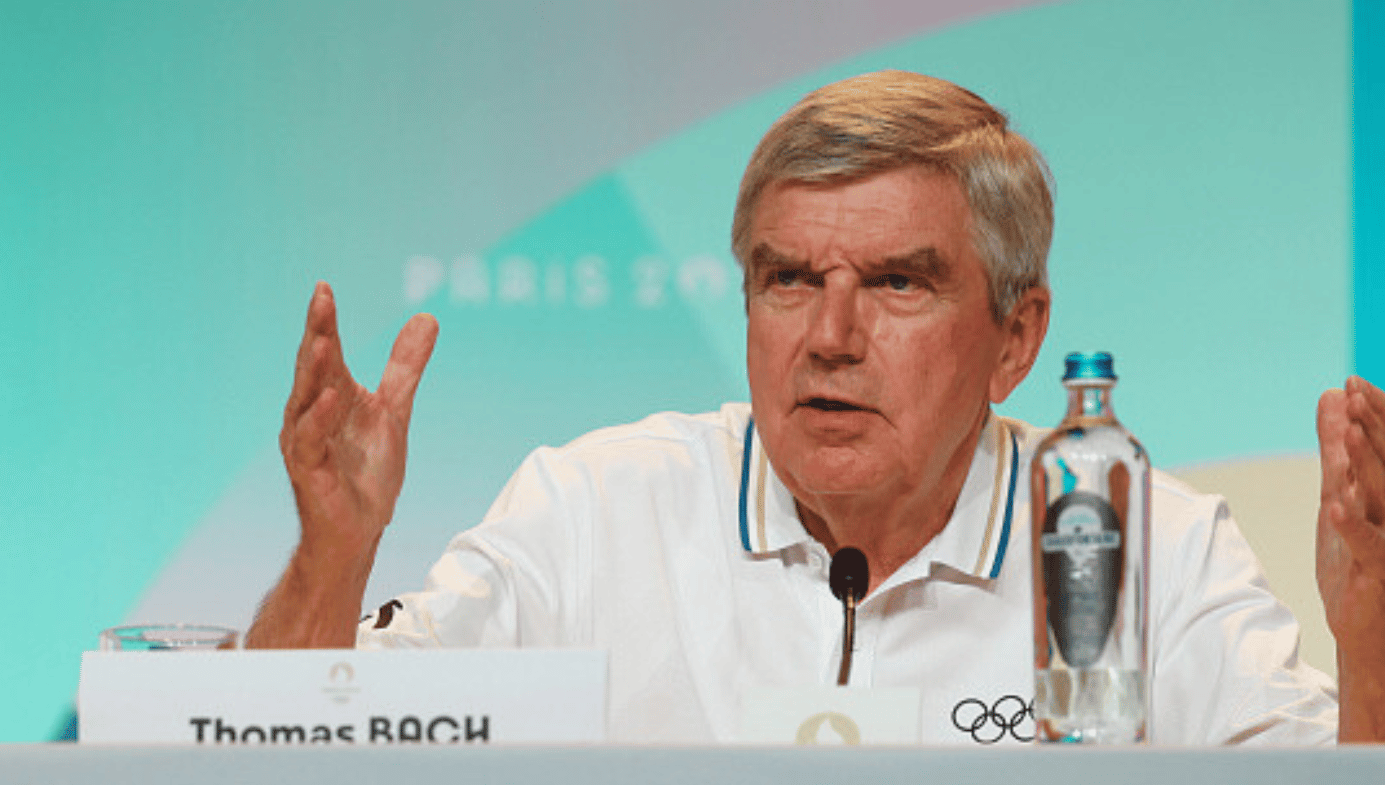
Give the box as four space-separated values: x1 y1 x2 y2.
747 243 803 275
865 247 954 285
747 243 954 284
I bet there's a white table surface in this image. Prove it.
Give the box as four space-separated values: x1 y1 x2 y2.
5 744 1385 785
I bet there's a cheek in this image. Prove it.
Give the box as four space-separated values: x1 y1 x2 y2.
746 315 787 402
745 320 768 375
747 312 797 369
880 321 998 400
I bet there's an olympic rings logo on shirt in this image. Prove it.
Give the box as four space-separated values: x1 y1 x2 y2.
950 695 1034 744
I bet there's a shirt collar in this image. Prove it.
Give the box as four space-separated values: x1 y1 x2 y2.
737 414 1020 581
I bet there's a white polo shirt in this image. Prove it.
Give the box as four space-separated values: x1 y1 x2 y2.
358 403 1337 745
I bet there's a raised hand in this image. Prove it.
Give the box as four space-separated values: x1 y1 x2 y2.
247 282 438 648
1316 376 1385 741
280 281 439 555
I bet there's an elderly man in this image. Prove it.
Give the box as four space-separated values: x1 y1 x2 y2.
247 71 1385 744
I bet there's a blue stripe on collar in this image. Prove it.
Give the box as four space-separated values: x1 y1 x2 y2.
988 428 1020 579
738 417 754 552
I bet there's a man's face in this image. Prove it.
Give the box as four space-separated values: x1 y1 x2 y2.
745 166 1010 508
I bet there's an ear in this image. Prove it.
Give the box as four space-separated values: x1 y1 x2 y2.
988 286 1050 404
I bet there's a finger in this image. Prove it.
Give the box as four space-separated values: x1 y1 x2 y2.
1331 485 1385 580
1318 388 1351 500
286 385 341 471
286 283 336 419
284 332 330 422
1347 384 1385 468
1346 422 1385 523
280 338 333 454
1347 375 1385 417
285 283 354 424
291 282 337 375
377 313 440 427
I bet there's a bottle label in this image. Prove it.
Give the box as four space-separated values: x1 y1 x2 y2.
1041 491 1124 668
1041 515 1121 554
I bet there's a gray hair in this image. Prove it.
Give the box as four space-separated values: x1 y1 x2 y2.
731 70 1053 321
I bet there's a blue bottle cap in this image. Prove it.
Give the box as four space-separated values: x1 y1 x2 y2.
1063 351 1116 381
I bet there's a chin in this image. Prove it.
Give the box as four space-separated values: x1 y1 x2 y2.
789 455 887 497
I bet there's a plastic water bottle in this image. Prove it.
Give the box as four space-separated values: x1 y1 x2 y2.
1031 352 1150 744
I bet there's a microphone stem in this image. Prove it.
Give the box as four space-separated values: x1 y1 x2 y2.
837 593 857 686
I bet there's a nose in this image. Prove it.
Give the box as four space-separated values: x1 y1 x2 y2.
805 277 867 365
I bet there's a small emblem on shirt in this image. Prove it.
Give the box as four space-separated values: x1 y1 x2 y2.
367 599 404 629
951 695 1034 744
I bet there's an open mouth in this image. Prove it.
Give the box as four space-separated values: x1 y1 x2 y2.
803 397 868 412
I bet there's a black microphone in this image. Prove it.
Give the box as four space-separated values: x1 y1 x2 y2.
829 546 869 686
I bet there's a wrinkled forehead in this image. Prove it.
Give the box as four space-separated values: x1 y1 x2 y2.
745 162 967 231
746 169 974 257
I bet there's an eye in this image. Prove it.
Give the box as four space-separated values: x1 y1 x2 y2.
869 273 923 292
773 269 804 287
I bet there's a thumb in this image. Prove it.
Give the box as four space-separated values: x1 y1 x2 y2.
1319 387 1350 501
378 313 440 426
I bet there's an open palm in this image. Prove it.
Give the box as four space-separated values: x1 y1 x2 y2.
280 282 439 556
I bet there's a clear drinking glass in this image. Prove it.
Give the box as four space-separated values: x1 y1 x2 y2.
99 624 239 651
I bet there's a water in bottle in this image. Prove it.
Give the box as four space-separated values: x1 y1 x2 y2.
1031 352 1150 744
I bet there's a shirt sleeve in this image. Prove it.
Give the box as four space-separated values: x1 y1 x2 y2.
1150 480 1338 745
356 445 592 650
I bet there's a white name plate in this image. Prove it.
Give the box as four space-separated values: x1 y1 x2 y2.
739 686 920 745
78 649 606 745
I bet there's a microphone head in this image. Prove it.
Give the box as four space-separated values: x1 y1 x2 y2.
829 547 869 604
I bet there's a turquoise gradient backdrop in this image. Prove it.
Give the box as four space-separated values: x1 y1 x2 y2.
0 0 1372 741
